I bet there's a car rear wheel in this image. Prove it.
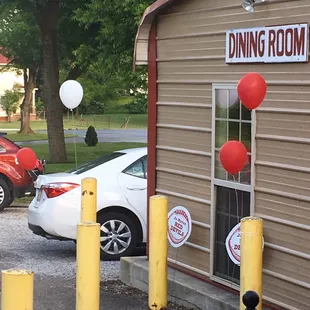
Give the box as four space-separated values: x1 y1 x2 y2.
97 212 138 260
0 179 11 212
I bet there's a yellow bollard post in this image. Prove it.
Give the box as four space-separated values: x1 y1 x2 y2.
76 222 101 310
149 195 168 310
81 177 97 222
240 217 264 310
1 269 34 310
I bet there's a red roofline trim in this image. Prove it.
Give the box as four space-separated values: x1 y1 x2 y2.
0 54 9 65
133 0 175 68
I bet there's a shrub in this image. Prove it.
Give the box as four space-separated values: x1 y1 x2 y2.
124 93 147 114
85 126 98 147
35 97 45 113
0 89 20 122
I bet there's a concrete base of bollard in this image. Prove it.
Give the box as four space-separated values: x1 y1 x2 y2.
120 256 238 310
120 257 277 310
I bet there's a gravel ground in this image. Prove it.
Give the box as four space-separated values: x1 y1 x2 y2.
0 207 193 310
0 207 120 280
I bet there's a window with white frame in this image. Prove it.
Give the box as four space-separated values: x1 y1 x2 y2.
212 84 253 285
214 87 252 185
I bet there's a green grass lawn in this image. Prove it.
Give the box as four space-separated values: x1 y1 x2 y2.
104 96 134 114
6 132 75 142
13 141 147 206
115 96 133 105
0 113 147 131
63 113 147 129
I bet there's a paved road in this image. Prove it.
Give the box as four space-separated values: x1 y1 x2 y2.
0 208 190 310
16 129 147 146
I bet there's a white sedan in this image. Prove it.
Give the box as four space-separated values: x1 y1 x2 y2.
28 147 147 260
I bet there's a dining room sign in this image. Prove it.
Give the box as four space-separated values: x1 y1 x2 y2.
226 23 309 64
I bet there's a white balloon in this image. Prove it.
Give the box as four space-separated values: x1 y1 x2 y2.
59 80 84 110
216 89 239 109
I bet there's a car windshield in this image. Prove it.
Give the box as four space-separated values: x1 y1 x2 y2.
68 152 125 175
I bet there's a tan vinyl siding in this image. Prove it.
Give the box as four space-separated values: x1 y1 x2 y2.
263 274 309 310
155 0 310 309
157 171 211 202
255 192 310 226
187 225 210 248
256 166 310 197
156 68 212 276
158 83 212 104
263 247 310 285
263 220 310 256
256 138 310 168
159 194 211 225
157 127 211 152
158 192 211 274
157 149 211 176
157 105 211 128
256 112 310 139
158 1 310 37
169 245 210 274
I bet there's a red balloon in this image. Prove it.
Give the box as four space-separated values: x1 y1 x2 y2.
16 147 37 170
237 72 267 110
219 141 248 174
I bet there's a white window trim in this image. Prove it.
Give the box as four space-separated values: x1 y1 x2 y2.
209 83 256 283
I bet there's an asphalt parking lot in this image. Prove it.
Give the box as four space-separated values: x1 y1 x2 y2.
0 207 191 309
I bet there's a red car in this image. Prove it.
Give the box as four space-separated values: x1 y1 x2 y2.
0 134 45 211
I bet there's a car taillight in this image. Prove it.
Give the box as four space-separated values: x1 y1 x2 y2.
42 182 80 199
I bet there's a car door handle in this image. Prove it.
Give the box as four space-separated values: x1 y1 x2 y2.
127 186 146 191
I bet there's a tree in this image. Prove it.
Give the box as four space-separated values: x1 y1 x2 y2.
75 62 130 114
0 0 66 162
20 67 39 133
0 0 152 161
0 7 41 133
74 0 153 98
35 0 67 162
0 0 97 162
0 89 20 122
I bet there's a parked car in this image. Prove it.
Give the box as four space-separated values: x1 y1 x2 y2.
28 147 147 260
0 134 45 212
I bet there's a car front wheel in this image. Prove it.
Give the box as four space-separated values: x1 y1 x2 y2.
0 179 11 212
97 212 138 260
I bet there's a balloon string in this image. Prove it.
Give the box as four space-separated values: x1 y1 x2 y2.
229 174 240 289
232 174 240 223
72 109 78 170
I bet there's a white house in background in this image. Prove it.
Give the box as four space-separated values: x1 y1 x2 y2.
0 54 37 122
